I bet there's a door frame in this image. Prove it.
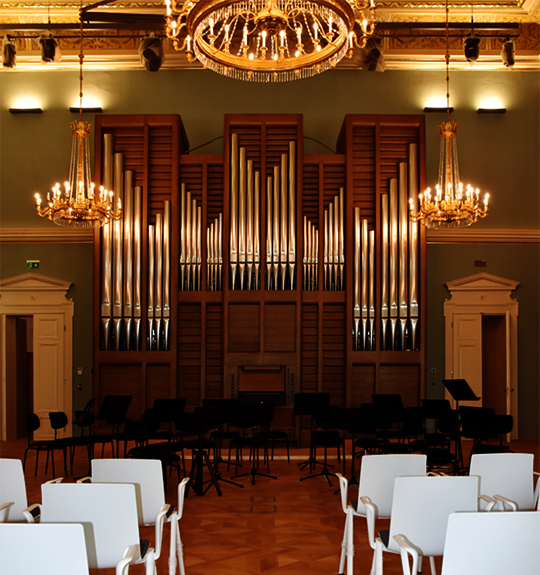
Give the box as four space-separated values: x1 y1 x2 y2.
0 272 73 440
444 272 519 439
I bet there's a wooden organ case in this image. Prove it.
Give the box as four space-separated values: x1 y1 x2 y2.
93 113 426 441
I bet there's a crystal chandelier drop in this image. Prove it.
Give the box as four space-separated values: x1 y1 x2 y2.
35 4 122 228
164 0 376 82
410 0 489 230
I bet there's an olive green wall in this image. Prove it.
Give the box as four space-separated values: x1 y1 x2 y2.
1 68 539 434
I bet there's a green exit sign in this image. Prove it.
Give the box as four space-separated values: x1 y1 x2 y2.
26 260 40 269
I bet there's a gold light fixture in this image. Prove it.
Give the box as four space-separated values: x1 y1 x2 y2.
35 4 121 228
410 0 489 229
165 0 376 82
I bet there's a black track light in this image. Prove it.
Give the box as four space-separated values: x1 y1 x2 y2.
464 34 480 64
2 35 16 68
139 33 164 72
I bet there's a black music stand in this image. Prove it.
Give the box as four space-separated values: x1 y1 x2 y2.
294 392 330 472
442 379 480 472
184 407 222 497
201 399 244 491
442 379 480 410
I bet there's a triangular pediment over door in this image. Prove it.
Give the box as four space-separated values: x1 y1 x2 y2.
0 272 74 441
444 272 519 439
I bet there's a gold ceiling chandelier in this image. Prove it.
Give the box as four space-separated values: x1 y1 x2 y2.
35 4 121 228
164 0 376 82
410 0 489 229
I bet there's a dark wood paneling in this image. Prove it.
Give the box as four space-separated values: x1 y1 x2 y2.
264 303 296 352
146 364 171 406
98 364 143 421
301 303 318 393
322 303 346 405
351 364 376 407
379 364 420 406
177 303 202 406
206 303 224 399
228 303 260 353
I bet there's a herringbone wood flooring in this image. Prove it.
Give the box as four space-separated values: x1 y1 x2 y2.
1 437 538 574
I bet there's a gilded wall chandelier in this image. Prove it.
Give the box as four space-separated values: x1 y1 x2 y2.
35 3 122 227
409 0 489 229
165 0 376 82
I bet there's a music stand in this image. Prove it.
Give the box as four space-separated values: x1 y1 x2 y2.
442 379 480 472
442 379 480 411
294 393 330 472
184 407 222 497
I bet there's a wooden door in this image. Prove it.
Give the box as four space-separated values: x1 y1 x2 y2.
33 313 65 440
452 313 482 407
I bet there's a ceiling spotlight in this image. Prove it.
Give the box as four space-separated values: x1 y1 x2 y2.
139 33 164 72
501 37 515 68
2 35 16 68
39 31 61 64
463 34 480 64
357 35 386 72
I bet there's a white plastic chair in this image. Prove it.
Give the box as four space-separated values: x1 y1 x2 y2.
366 475 479 575
0 458 61 523
34 482 151 574
82 458 182 575
0 459 28 522
469 452 540 511
175 477 190 575
337 454 427 575
395 511 540 575
0 523 98 575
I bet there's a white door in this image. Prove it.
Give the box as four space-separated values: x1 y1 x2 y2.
452 313 482 407
33 313 65 440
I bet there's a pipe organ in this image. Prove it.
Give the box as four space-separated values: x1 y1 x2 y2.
94 114 425 427
180 184 203 291
378 144 420 352
323 189 345 291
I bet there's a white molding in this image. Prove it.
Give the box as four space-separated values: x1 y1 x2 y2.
0 228 94 244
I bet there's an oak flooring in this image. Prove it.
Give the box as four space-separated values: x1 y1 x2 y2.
1 436 538 575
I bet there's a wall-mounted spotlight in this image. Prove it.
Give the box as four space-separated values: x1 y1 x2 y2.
39 31 61 64
501 37 515 68
423 107 455 113
2 35 16 68
477 108 507 114
9 108 43 114
357 36 386 72
139 33 164 72
69 107 103 113
464 34 480 64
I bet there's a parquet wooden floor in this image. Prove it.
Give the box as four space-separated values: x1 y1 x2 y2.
1 437 538 575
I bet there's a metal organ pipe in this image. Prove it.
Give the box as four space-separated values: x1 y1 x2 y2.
381 194 389 350
230 133 238 289
409 143 419 351
389 178 399 350
101 134 114 350
113 153 124 350
133 186 142 350
123 170 134 350
353 207 361 350
163 200 171 350
399 162 409 351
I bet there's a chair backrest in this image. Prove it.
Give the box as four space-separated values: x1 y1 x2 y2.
441 511 540 575
469 452 535 510
91 458 165 526
24 413 41 436
387 475 479 556
0 458 28 522
41 482 141 570
0 523 90 575
356 454 427 516
49 411 69 433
